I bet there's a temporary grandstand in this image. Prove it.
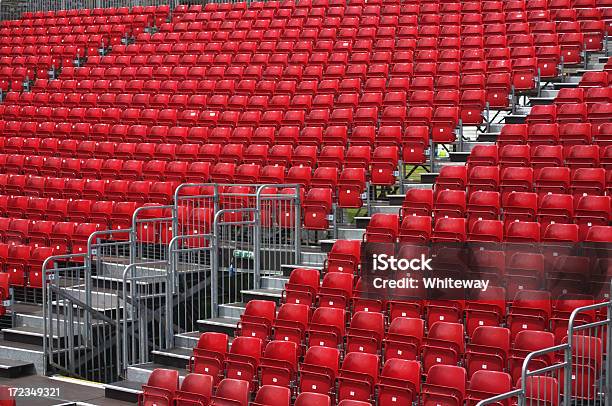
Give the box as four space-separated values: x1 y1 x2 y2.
0 0 607 404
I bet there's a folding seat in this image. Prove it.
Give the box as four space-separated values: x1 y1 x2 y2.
468 219 504 242
467 166 499 195
421 365 466 406
397 215 431 244
467 145 498 169
336 352 379 403
433 189 466 222
58 158 81 179
508 330 555 384
588 103 612 133
337 168 366 209
138 368 179 406
465 191 501 230
401 125 429 164
6 244 32 286
370 146 398 186
258 340 298 388
575 195 611 239
4 153 26 175
571 167 606 198
580 71 610 88
431 217 467 242
363 213 399 243
565 145 600 169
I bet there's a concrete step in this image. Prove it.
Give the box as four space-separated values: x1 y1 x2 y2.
260 275 288 290
477 132 499 143
151 347 192 370
529 96 555 105
449 151 470 162
0 336 44 374
369 204 401 214
197 316 238 336
337 227 365 240
3 325 79 347
174 331 201 348
241 287 283 304
0 357 35 378
105 380 143 404
504 114 527 124
218 302 246 319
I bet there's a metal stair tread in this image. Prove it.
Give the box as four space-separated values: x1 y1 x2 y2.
150 347 192 360
104 380 143 394
240 288 283 298
0 357 35 369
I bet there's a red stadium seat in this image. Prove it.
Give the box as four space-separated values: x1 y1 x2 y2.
139 368 179 406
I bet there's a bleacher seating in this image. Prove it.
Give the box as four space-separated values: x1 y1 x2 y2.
0 0 608 403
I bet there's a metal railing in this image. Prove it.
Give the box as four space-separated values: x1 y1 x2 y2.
43 182 301 382
478 283 612 406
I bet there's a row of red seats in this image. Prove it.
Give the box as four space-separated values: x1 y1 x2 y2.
0 24 139 46
0 243 58 288
54 61 545 81
470 144 612 168
20 5 168 19
3 89 476 111
0 175 177 204
525 102 612 127
0 193 134 222
0 121 454 150
434 164 612 196
172 0 608 13
28 71 530 93
0 153 210 176
404 188 610 225
0 218 94 254
0 105 466 137
0 141 403 167
158 20 603 43
368 212 608 243
483 126 612 150
141 368 333 406
154 17 605 41
321 240 610 298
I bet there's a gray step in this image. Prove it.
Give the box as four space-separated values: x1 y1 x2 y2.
174 331 201 348
319 239 336 253
529 96 555 105
504 114 527 124
105 380 143 404
260 275 288 290
0 337 44 374
241 287 283 304
449 151 470 162
0 357 35 378
388 194 407 206
197 317 238 336
151 347 192 369
218 302 246 319
369 204 400 214
477 132 499 143
337 227 365 240
355 216 371 229
3 325 79 347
